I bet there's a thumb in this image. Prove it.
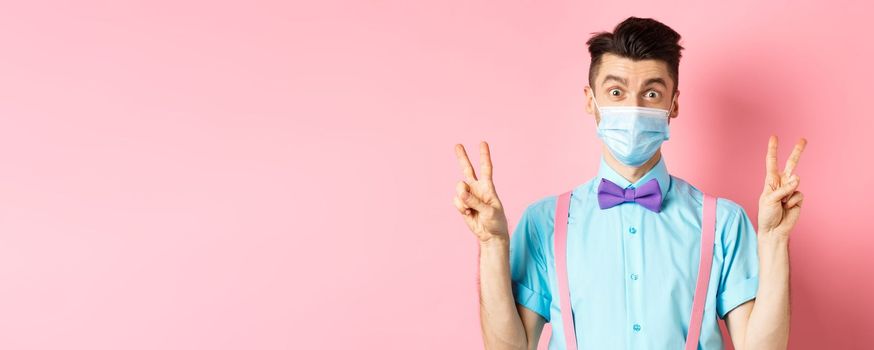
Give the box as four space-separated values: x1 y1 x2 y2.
460 189 489 212
766 175 800 203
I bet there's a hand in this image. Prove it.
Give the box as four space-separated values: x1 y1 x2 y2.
453 141 509 244
758 135 807 240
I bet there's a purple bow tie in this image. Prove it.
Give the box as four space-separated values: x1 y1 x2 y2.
597 178 663 213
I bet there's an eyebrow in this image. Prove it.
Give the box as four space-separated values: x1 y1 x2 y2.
601 75 669 89
643 77 668 89
602 74 627 86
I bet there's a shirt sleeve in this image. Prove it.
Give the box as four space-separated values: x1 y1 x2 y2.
509 202 553 322
715 200 760 319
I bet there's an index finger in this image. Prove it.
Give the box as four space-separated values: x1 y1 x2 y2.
455 144 478 182
480 141 493 181
783 137 807 177
766 135 779 179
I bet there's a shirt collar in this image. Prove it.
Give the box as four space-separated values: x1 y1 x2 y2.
592 153 671 200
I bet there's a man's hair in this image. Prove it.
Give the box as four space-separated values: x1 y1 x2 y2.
586 17 684 93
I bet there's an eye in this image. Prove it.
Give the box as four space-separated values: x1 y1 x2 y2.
609 88 621 96
645 90 660 98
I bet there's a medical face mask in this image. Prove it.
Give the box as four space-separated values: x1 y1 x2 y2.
592 94 676 167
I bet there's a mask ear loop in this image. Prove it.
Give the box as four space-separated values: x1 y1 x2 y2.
667 93 677 117
664 93 676 140
591 90 601 111
591 90 606 132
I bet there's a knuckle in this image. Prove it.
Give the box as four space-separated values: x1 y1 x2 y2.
481 206 495 217
456 181 469 192
459 192 470 202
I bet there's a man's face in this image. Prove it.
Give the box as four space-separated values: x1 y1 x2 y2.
584 53 680 125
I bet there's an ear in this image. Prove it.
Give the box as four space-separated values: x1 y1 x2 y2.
584 85 594 115
584 85 600 125
669 89 680 120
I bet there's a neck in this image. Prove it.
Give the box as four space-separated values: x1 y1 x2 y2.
602 146 662 184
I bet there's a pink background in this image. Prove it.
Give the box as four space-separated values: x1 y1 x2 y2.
0 1 871 349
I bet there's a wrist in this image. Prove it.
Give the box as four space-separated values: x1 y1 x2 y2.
479 235 509 250
758 231 790 247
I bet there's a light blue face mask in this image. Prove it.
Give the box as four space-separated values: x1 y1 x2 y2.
592 93 676 167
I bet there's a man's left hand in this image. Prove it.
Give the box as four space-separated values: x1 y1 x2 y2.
758 135 807 240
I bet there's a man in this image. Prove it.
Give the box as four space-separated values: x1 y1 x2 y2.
453 17 805 349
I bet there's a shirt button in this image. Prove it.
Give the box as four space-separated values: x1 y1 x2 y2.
630 273 639 280
629 227 637 234
633 323 642 332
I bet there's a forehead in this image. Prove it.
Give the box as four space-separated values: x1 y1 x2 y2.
595 53 674 89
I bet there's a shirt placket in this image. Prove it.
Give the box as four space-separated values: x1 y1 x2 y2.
621 192 646 348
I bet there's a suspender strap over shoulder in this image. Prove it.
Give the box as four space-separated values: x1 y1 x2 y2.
553 190 576 350
552 190 717 350
685 193 717 350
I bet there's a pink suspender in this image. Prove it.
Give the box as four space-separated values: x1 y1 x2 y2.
685 193 717 350
553 190 717 349
554 190 576 350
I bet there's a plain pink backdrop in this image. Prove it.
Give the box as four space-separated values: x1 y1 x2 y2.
0 1 871 349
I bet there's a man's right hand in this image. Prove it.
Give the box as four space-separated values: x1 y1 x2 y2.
453 141 509 245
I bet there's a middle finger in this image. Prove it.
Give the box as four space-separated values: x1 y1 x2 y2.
783 138 807 177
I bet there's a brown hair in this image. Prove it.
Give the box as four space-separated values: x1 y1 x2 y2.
586 17 684 93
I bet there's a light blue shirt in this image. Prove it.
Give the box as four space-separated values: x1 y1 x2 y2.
510 154 759 349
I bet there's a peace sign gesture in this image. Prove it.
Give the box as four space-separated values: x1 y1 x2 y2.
758 135 808 240
453 141 509 244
